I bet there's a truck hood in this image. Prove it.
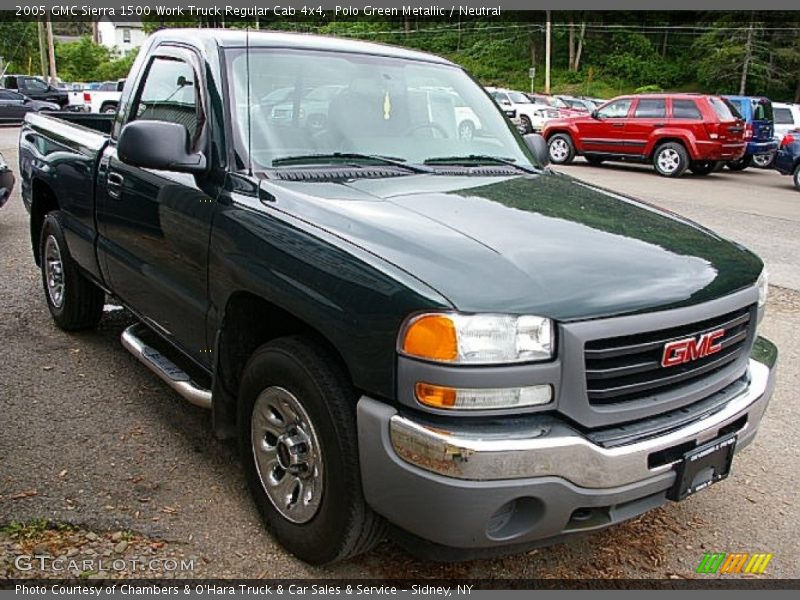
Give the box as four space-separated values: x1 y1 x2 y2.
261 171 762 321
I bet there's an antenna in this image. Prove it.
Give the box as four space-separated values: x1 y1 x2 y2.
246 26 253 177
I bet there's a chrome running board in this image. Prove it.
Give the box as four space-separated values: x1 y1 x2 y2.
121 324 212 409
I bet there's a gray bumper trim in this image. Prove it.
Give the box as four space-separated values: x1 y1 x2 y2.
386 358 774 486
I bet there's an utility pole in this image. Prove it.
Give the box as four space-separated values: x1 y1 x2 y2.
45 14 57 85
739 13 755 95
37 22 48 77
545 11 551 94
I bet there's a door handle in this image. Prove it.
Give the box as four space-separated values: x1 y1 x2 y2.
107 172 124 199
654 123 666 127
611 122 625 128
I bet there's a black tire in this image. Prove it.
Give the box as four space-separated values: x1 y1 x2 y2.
520 115 533 134
101 104 118 114
726 155 752 171
652 142 689 177
238 336 385 565
690 160 718 175
548 133 576 165
793 164 800 191
585 155 604 166
39 212 104 331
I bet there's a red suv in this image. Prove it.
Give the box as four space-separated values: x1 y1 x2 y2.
542 94 746 177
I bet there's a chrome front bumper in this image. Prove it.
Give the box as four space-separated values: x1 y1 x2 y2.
388 340 776 487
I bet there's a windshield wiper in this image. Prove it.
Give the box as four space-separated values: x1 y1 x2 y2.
423 155 539 174
271 153 433 174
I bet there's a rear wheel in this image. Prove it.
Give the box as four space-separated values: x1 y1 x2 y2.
689 160 718 175
39 212 104 331
101 104 118 114
793 164 800 191
726 155 752 171
457 120 475 142
653 142 689 177
239 336 385 564
548 133 576 165
752 154 775 169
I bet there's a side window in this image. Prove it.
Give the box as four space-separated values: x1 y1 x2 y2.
672 99 702 120
22 78 48 92
133 56 202 143
774 107 794 125
0 90 15 100
633 98 666 118
597 98 632 119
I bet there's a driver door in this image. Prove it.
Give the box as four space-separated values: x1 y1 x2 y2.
579 97 633 155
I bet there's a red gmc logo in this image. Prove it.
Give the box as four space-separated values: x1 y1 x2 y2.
661 329 726 368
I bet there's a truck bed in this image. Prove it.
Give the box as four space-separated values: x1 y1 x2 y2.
45 111 115 135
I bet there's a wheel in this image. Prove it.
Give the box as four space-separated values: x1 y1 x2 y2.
793 164 800 191
457 120 475 142
239 336 385 565
548 133 576 165
585 156 604 166
653 142 689 177
689 160 718 175
39 212 104 331
101 105 117 114
726 155 752 171
520 115 533 134
752 154 774 169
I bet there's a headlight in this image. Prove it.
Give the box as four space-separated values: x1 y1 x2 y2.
757 269 768 308
399 313 553 365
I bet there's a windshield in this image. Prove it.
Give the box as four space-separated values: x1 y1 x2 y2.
507 91 531 104
226 48 533 171
710 97 741 121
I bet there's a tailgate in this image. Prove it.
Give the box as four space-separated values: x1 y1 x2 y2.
752 98 774 141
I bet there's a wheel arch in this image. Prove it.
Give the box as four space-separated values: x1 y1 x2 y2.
647 134 696 159
211 290 355 439
30 178 60 266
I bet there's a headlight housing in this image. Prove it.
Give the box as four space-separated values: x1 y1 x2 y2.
757 269 768 308
399 313 554 365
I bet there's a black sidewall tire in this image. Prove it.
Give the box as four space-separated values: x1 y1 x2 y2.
726 155 752 171
520 115 533 134
793 165 800 190
548 133 576 165
39 212 104 331
585 156 604 166
690 160 716 175
653 142 689 177
238 337 382 565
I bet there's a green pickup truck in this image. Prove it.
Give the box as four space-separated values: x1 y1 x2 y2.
19 29 777 564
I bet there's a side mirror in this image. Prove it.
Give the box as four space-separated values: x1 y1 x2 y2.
523 133 549 167
118 121 206 173
591 109 601 119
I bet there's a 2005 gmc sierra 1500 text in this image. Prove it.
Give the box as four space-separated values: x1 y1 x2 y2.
19 29 777 565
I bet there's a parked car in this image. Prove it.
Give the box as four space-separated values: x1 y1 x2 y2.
0 151 14 209
528 94 583 118
486 88 522 129
20 29 776 566
556 95 595 113
486 87 558 133
80 79 126 113
543 93 746 177
0 74 68 107
0 89 59 123
774 130 800 190
772 102 800 147
723 96 777 169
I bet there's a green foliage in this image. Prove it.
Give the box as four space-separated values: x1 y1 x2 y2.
635 84 664 93
94 49 139 81
55 36 110 82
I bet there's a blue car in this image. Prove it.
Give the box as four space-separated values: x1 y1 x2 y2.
723 95 778 170
774 130 800 190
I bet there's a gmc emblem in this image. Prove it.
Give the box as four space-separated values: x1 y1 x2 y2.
661 329 726 368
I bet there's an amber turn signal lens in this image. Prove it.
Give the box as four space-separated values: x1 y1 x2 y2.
415 382 457 408
401 314 458 362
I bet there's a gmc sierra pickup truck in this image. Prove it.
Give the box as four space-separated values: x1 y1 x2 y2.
20 30 777 565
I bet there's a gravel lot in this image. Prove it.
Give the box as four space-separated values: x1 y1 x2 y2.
1 125 798 580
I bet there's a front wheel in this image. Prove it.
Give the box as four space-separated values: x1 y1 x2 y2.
653 142 689 177
726 155 752 171
39 212 104 331
239 336 385 564
458 120 475 142
548 133 576 165
519 115 533 134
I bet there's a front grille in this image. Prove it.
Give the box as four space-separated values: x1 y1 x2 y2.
584 305 754 405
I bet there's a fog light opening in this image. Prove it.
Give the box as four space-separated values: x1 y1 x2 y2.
486 497 545 541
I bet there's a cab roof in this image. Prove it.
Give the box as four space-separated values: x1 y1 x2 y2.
151 28 455 66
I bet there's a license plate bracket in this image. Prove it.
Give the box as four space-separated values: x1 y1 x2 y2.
667 433 737 502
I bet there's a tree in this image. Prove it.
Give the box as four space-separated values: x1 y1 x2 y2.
55 36 109 82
